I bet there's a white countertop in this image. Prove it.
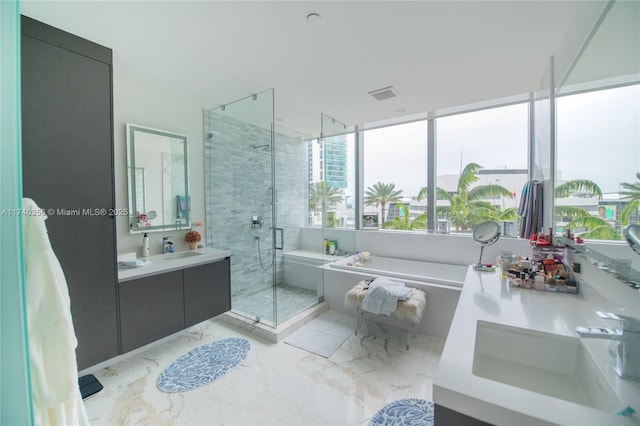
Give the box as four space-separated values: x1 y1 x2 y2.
118 248 232 282
434 266 640 426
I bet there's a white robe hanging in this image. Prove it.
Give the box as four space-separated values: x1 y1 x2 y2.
22 198 89 426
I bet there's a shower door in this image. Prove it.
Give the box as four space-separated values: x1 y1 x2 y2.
205 89 278 326
205 90 320 327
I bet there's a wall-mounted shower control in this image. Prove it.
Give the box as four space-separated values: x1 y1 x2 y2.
251 215 263 228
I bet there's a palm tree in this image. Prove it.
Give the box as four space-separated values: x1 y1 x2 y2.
554 179 602 222
553 178 622 240
382 202 427 230
564 216 622 240
619 172 640 226
364 182 403 224
555 179 603 199
417 163 514 232
309 182 343 225
469 206 520 224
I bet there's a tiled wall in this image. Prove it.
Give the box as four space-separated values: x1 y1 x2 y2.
204 112 307 297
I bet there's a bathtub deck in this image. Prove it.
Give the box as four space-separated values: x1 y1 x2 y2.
328 255 468 287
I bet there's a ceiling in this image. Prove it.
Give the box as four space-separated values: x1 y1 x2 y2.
21 1 607 137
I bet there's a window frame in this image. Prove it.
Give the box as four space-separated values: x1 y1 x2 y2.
308 81 639 245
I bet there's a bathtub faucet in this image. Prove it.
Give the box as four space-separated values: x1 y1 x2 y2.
577 311 640 380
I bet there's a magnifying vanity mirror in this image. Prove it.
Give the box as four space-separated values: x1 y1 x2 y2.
472 221 501 270
126 123 190 233
624 224 640 256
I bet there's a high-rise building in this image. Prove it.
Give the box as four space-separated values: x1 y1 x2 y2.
308 135 348 189
321 135 348 189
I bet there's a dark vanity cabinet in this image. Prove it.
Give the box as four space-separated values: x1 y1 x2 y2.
20 16 232 368
434 404 493 426
119 258 231 353
184 259 231 327
21 16 118 369
119 270 184 353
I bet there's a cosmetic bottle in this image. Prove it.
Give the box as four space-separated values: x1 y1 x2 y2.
142 232 150 258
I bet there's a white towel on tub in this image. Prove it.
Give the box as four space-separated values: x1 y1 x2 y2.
362 277 413 316
22 198 89 426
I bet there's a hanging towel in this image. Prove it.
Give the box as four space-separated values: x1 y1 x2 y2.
22 198 89 426
362 277 413 316
176 195 190 219
518 180 543 239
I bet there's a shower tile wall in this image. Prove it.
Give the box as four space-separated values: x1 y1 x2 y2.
204 112 307 299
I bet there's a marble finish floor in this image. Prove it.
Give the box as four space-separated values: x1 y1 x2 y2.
232 284 319 326
84 311 444 425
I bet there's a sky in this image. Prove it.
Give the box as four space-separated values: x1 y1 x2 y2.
556 84 640 193
361 103 527 198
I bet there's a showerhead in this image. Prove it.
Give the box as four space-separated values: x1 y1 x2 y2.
253 144 271 152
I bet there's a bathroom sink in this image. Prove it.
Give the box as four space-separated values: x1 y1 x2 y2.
472 320 621 412
159 250 204 261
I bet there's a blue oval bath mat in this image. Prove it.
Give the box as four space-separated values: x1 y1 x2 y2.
371 398 434 426
157 337 250 393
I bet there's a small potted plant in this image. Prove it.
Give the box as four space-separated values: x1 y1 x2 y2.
185 221 202 250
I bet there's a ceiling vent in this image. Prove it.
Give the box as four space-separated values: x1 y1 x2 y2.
368 86 399 101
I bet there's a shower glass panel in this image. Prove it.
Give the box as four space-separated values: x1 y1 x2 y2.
205 90 320 327
319 113 356 258
273 125 323 317
205 89 277 326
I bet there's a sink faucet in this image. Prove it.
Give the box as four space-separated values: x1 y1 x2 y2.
577 311 640 381
162 236 174 253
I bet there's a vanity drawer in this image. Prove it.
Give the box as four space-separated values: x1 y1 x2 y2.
183 258 231 327
119 270 184 353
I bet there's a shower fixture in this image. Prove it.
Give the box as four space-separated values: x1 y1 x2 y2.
251 215 263 228
255 235 273 271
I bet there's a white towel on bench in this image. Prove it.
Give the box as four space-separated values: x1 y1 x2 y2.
362 277 413 316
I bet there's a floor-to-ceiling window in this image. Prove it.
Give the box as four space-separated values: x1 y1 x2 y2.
555 83 640 240
435 103 529 234
308 132 356 229
314 86 637 240
357 102 529 235
313 101 530 234
362 121 428 230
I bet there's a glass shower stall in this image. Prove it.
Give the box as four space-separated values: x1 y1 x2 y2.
204 89 321 327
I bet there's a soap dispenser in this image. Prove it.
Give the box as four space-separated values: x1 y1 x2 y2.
142 232 150 258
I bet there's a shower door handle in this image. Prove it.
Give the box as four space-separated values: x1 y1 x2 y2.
274 227 284 250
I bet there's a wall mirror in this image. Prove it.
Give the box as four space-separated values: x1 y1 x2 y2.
126 123 190 233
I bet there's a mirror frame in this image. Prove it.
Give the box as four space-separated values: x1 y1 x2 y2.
472 221 501 245
126 123 190 233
